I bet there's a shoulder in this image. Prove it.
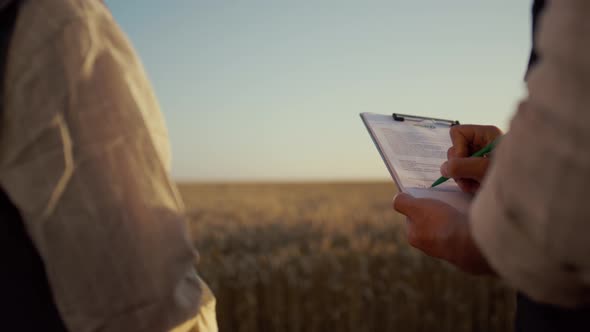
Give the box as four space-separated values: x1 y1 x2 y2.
18 0 109 31
536 0 590 71
4 0 124 127
9 0 116 71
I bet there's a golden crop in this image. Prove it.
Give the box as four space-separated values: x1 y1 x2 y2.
179 182 515 332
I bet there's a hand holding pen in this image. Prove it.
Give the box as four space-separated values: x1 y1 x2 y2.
431 125 503 193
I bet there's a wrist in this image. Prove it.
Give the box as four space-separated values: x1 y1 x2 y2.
454 216 496 276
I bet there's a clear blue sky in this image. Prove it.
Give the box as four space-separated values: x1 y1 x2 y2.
105 1 531 181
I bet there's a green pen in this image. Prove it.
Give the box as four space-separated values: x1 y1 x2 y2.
431 136 502 188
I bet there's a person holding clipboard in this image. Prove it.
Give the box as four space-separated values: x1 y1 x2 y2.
392 1 590 330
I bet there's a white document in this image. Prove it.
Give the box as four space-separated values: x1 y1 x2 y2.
361 112 472 213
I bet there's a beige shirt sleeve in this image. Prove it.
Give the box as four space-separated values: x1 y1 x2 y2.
0 0 216 331
471 0 590 307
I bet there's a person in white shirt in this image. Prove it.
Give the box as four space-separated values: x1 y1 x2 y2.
393 0 590 330
0 0 217 331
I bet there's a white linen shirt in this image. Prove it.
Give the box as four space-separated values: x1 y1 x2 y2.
472 0 590 308
0 0 217 331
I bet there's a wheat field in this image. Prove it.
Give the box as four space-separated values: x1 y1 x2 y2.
179 182 515 332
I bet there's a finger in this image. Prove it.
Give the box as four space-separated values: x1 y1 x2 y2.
403 216 412 233
392 193 422 219
449 125 503 156
456 179 480 194
447 146 457 160
482 125 503 143
405 220 419 248
441 161 483 194
449 125 474 158
444 157 490 181
440 162 449 177
393 193 447 223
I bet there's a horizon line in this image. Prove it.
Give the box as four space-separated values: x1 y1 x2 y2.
174 177 391 184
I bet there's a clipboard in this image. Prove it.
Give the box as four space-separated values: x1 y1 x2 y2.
360 112 472 212
391 113 460 126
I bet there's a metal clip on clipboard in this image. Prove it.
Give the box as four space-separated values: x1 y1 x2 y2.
392 113 460 126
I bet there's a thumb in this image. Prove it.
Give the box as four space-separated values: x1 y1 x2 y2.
441 157 490 181
392 193 421 218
